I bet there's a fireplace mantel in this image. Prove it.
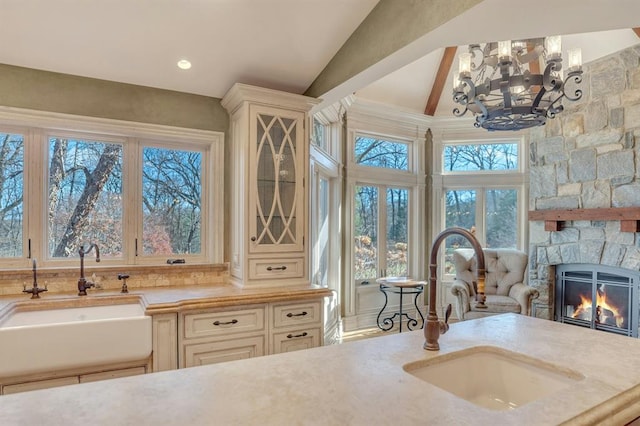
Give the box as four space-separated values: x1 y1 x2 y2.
528 207 640 232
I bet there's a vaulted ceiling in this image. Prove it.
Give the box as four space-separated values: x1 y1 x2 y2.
1 0 639 118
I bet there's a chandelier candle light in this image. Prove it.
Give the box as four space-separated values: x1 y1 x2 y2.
453 36 583 131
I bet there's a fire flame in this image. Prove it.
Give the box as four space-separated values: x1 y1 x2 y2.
572 290 624 328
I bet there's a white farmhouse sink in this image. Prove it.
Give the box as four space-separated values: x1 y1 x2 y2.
404 346 584 411
0 303 152 377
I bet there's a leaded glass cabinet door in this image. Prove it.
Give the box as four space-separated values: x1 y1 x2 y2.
249 105 305 254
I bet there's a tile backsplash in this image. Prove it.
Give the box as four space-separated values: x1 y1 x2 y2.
0 264 228 296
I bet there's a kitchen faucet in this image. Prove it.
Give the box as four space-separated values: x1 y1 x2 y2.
425 227 485 351
23 258 48 299
78 243 100 296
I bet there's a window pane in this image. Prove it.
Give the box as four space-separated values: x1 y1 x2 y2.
0 133 24 257
354 136 408 170
354 185 378 280
443 143 518 171
311 117 327 152
48 137 123 258
312 177 329 287
142 147 202 255
486 189 517 248
444 190 476 274
386 188 408 277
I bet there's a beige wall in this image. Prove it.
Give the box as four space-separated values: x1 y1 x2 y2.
0 64 228 131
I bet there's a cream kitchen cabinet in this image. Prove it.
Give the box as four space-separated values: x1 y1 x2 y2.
221 84 318 287
0 360 150 395
270 300 322 354
178 305 267 368
177 299 324 368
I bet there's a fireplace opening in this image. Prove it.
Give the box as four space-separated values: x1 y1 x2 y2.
556 264 638 337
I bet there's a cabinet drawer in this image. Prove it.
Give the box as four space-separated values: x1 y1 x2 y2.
248 258 304 280
80 366 146 383
183 307 265 340
272 301 321 329
183 336 265 368
271 328 321 354
3 376 79 395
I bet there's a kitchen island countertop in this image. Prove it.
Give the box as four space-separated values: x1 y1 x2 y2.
1 313 639 425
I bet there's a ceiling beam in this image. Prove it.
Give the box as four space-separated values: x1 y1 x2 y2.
633 27 640 38
424 46 457 116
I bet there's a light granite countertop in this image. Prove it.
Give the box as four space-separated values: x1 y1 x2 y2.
1 313 640 425
0 283 332 320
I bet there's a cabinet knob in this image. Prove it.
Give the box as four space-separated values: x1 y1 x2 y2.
286 332 308 339
250 237 256 242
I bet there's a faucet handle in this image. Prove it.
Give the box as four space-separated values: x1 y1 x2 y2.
444 303 452 324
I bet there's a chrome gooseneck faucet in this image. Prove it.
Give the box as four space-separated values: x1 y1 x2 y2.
425 227 485 351
78 243 100 296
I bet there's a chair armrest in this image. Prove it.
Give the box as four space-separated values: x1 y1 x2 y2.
451 279 473 319
508 283 540 315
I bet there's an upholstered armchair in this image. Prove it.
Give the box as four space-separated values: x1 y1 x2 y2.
451 248 539 321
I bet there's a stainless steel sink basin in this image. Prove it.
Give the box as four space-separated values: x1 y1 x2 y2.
0 302 152 377
403 346 584 410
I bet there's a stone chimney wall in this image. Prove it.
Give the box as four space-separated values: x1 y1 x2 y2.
529 44 640 319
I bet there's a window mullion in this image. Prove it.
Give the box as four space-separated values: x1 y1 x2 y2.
122 138 139 264
28 128 46 266
378 185 387 277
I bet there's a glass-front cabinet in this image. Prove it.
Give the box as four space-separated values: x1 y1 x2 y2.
222 83 318 287
250 105 304 254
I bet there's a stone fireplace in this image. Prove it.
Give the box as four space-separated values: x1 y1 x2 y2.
528 44 640 334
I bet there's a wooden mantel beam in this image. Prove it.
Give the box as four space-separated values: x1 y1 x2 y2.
529 207 640 232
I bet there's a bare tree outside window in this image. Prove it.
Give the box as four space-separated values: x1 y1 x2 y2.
48 138 123 258
0 133 24 258
442 142 519 274
355 137 408 170
444 143 518 171
354 185 378 280
386 188 408 277
142 147 202 255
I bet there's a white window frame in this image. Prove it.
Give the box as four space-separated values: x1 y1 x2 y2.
344 129 425 329
432 132 529 275
309 147 340 290
0 107 224 268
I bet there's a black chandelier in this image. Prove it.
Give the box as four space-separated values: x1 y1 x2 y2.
452 36 583 131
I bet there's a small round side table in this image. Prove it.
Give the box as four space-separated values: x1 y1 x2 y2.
375 277 426 332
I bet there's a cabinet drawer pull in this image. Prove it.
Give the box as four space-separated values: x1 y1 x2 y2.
213 319 239 326
286 332 308 339
266 266 287 271
286 311 308 318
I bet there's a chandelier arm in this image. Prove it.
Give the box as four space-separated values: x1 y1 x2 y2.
542 61 562 91
563 72 584 102
531 86 547 110
453 106 469 117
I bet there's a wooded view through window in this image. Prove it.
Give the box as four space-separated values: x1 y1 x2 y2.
0 123 213 265
355 136 408 170
354 185 409 280
142 147 202 256
353 135 410 280
48 137 123 258
442 142 520 273
0 132 23 258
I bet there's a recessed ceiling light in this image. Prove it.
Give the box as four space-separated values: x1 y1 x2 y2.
177 59 192 70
